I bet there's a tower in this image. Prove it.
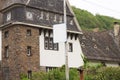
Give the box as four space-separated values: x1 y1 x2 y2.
0 0 83 80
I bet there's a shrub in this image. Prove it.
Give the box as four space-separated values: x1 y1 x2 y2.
94 67 120 80
21 66 120 80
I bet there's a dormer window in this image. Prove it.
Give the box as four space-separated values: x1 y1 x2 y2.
94 44 97 49
106 46 109 51
59 15 63 23
39 11 43 19
82 36 86 39
5 46 9 58
6 12 11 21
48 0 54 6
70 20 73 25
54 15 57 22
26 11 33 20
46 13 49 20
92 37 96 41
81 42 85 48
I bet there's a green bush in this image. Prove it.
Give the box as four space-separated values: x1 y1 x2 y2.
20 73 28 80
21 66 120 80
21 66 79 80
94 67 120 80
31 72 48 80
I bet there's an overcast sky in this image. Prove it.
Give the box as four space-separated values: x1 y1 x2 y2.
69 0 120 19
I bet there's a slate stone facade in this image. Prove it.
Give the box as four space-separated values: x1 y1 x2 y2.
1 25 40 80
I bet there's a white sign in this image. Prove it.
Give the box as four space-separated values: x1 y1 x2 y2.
53 23 67 43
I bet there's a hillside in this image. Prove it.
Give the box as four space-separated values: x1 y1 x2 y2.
72 6 120 31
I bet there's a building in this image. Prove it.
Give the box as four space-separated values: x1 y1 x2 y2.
0 0 120 80
80 22 120 67
0 0 83 80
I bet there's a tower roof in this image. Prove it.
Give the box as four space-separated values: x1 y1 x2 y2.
0 0 82 34
1 0 72 16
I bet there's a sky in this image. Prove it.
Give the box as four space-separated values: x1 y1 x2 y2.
69 0 120 19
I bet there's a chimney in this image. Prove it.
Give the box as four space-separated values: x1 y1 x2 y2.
114 22 120 36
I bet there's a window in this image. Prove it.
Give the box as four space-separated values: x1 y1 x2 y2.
27 70 32 79
82 36 86 39
46 67 56 72
26 11 33 20
39 11 43 19
48 0 54 6
70 20 73 25
59 15 63 23
3 67 9 80
46 13 49 20
68 43 73 52
44 37 49 50
44 32 59 50
4 31 9 38
27 46 32 56
92 37 96 41
7 12 11 21
53 43 59 50
27 29 32 36
94 44 97 49
49 38 53 50
54 15 57 22
106 46 109 51
4 46 9 58
81 42 85 48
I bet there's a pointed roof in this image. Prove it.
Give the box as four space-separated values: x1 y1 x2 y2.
0 0 82 34
1 0 72 16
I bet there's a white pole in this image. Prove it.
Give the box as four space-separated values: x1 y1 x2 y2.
64 0 69 80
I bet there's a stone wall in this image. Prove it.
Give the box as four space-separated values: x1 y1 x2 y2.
0 0 3 25
2 25 40 80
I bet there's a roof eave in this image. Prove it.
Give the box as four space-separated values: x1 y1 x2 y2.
0 21 82 34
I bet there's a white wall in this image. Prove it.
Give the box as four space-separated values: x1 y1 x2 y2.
39 31 84 68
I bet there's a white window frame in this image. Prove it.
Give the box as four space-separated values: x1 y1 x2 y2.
26 11 33 20
6 12 11 21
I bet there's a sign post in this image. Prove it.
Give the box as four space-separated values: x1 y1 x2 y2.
63 0 69 80
53 0 69 80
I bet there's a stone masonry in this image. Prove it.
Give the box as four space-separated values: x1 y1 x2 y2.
2 25 40 80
